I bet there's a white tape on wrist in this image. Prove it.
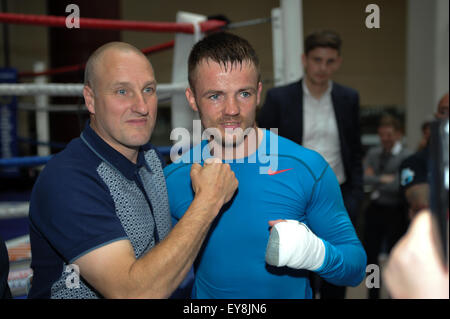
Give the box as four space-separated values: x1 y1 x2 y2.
265 220 325 271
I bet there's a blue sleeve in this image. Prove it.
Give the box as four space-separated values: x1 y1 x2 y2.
29 163 128 263
164 163 194 226
306 165 367 287
164 163 197 298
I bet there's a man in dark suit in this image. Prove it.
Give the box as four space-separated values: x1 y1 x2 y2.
257 30 363 299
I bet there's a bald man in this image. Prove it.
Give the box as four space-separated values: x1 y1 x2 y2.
399 92 449 218
28 42 238 299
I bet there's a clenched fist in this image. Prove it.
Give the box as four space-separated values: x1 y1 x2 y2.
190 158 238 210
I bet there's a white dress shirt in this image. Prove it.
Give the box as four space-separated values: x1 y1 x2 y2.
302 80 346 185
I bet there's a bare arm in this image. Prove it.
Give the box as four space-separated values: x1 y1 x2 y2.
74 160 238 298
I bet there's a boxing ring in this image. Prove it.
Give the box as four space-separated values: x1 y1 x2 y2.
0 2 303 298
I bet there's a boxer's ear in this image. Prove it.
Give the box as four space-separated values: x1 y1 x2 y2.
185 87 198 112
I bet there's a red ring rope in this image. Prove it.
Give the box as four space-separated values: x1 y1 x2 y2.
19 64 85 78
0 12 226 33
18 40 175 78
1 12 225 78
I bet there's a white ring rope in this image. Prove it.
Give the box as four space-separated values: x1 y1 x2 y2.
0 202 30 219
17 95 174 113
18 102 88 113
193 21 202 43
0 82 188 96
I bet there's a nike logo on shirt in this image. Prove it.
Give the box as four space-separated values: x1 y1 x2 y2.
267 168 293 175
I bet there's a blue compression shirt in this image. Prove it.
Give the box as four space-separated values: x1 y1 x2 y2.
164 129 366 299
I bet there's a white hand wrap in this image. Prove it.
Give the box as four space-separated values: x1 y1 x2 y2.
265 220 326 271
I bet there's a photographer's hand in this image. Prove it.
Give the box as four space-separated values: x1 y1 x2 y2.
383 209 449 299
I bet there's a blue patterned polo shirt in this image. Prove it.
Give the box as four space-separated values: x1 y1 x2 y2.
28 122 171 298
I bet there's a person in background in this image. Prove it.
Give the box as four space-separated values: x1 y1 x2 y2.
417 119 432 151
363 114 412 299
400 93 449 218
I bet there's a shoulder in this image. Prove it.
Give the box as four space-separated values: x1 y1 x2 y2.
269 81 300 91
164 161 191 181
30 137 111 218
163 143 200 180
38 138 102 185
29 138 116 238
266 81 301 97
399 148 428 189
400 148 428 177
37 139 95 184
332 82 359 98
401 148 427 168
